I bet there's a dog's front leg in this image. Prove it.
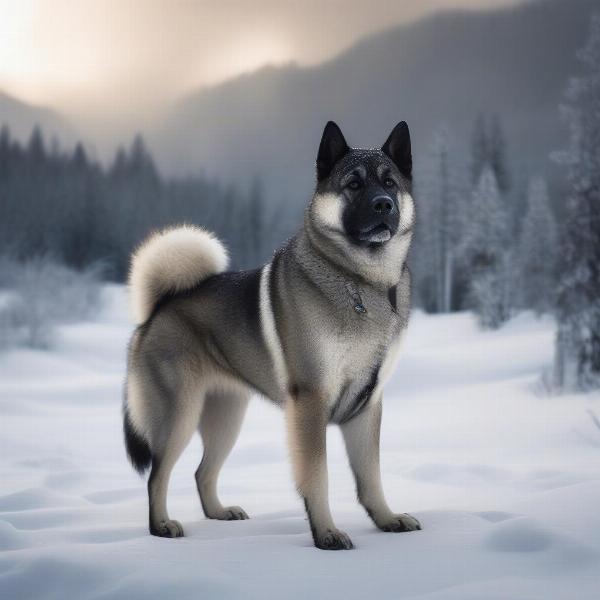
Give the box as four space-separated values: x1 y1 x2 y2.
341 398 421 533
286 391 353 550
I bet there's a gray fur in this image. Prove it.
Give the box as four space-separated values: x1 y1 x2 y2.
124 121 421 549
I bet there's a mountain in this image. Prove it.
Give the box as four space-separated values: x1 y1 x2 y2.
0 91 76 148
152 0 596 207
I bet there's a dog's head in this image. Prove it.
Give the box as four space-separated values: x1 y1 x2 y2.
307 121 415 285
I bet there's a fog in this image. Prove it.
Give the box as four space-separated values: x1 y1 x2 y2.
0 0 523 129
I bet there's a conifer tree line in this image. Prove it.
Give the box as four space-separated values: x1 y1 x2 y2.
413 13 600 390
414 116 541 326
552 13 600 390
0 129 275 279
1 116 553 314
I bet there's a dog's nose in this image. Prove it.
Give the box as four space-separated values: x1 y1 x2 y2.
371 195 394 215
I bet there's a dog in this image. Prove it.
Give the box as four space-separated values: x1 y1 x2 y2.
123 121 419 550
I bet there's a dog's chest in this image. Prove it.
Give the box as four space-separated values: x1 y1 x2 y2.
314 286 401 423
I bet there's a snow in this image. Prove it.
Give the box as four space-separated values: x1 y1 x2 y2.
1 284 599 599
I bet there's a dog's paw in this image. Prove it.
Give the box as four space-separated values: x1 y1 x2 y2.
377 513 421 533
222 506 249 520
314 528 354 550
206 505 249 520
150 519 184 538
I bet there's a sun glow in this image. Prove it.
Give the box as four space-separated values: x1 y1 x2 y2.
0 1 43 103
183 31 292 91
0 1 129 108
0 0 292 115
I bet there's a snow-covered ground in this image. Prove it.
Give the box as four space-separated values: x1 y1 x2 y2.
1 285 599 599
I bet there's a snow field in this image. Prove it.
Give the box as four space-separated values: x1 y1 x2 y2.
0 285 599 599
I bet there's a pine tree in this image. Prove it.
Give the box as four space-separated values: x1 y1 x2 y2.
110 146 129 180
128 134 158 182
463 167 511 329
0 125 10 180
518 177 558 313
27 125 46 169
470 114 488 186
489 116 510 194
553 13 600 390
470 115 510 194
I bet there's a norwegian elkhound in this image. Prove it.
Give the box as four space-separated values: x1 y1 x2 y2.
123 121 420 550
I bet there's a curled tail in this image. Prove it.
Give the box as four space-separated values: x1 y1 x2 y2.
129 224 229 325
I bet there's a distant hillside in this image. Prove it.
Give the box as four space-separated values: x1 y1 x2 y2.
0 92 76 148
152 0 596 207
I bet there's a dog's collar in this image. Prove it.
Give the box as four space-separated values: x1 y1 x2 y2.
344 281 367 314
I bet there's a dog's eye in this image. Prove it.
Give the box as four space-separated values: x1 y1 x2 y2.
383 178 395 188
347 180 362 191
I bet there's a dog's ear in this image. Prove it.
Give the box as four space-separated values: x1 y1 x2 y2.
316 121 349 181
382 122 412 180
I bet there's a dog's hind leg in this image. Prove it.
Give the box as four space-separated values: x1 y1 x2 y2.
195 389 250 520
147 384 205 538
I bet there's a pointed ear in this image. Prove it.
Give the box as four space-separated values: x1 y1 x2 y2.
316 121 349 181
382 121 412 180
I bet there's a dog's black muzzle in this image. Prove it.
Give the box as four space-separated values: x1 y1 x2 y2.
344 193 400 245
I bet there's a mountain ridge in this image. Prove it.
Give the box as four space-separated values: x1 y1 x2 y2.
151 0 596 204
0 91 77 148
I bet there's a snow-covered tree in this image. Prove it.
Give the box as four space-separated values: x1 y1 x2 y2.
470 114 488 187
462 167 511 329
517 177 558 313
553 13 600 390
469 253 512 330
470 115 510 194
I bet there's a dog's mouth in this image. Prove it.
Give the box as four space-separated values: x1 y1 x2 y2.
356 223 392 244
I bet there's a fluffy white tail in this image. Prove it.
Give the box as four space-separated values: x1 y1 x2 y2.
129 225 228 325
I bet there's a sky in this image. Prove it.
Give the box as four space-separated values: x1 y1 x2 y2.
0 0 524 123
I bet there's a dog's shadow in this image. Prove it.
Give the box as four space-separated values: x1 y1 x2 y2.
183 509 307 542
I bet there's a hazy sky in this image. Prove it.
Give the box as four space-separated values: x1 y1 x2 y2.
0 0 523 121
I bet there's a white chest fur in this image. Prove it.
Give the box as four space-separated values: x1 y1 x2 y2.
315 318 403 423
